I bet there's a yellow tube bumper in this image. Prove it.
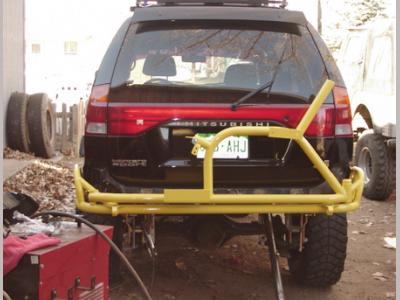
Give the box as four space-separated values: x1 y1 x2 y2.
74 80 364 216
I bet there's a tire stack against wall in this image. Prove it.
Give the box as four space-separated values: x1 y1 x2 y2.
6 92 56 158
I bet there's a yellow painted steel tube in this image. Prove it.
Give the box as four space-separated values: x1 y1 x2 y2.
74 166 363 215
295 137 344 195
88 190 346 204
73 79 364 216
76 203 354 216
296 79 335 134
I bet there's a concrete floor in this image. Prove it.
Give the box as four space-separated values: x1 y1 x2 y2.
3 159 34 180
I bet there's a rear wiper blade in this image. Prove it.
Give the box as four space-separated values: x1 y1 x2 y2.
265 38 289 99
230 80 273 111
230 37 290 111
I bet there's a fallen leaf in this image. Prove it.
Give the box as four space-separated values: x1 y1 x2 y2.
372 272 388 281
175 259 187 271
386 292 395 298
3 159 76 213
383 237 396 249
283 265 290 271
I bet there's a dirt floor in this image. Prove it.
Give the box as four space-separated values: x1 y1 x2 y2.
111 193 396 300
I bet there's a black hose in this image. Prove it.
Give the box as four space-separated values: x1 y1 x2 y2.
31 211 153 300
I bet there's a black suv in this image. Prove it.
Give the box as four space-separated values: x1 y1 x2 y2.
83 0 356 287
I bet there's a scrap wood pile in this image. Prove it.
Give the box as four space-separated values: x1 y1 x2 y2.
3 159 76 213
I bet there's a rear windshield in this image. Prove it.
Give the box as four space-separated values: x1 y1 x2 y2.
110 20 329 104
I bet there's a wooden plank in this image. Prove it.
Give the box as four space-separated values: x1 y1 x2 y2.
61 103 68 153
71 104 79 156
77 100 85 156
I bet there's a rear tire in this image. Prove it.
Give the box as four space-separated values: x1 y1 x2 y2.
6 92 30 152
27 93 56 158
354 130 393 200
288 214 347 287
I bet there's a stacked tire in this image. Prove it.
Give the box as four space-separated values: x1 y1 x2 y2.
6 92 56 158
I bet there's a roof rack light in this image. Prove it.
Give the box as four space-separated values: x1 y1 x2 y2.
133 0 288 9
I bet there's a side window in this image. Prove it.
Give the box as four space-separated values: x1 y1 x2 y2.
365 35 393 94
294 29 328 94
307 23 345 87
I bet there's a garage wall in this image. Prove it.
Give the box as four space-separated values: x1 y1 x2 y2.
2 0 25 147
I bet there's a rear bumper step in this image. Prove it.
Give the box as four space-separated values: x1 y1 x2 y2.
75 80 364 216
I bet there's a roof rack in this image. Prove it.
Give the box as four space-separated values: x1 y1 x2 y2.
132 0 288 9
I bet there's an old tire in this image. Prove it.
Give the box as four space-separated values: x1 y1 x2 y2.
354 130 393 200
288 214 347 287
6 92 30 152
388 146 396 195
27 93 56 158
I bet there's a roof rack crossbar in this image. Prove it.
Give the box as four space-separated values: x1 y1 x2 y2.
134 0 287 8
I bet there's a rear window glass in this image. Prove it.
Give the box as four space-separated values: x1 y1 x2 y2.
110 20 328 104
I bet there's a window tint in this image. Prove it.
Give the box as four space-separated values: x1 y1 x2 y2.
111 20 329 104
307 23 345 87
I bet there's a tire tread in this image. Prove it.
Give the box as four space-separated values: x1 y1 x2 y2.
355 130 393 200
289 214 347 286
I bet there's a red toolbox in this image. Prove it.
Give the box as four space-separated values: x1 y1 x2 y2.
4 224 113 300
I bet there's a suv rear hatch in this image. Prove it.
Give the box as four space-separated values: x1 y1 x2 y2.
85 17 353 190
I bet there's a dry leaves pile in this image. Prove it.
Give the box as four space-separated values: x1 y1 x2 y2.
3 147 36 160
3 160 76 212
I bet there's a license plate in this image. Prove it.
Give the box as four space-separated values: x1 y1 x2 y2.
196 133 249 159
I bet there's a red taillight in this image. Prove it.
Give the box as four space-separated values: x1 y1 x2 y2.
107 105 336 137
303 107 335 136
108 107 171 135
85 84 109 135
333 86 353 137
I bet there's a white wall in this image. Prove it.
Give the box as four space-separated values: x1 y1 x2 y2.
25 0 132 101
2 0 25 147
